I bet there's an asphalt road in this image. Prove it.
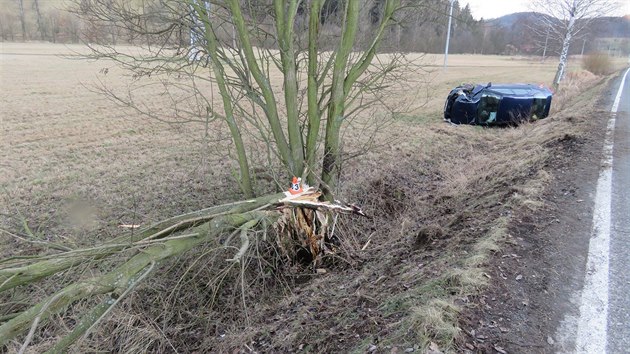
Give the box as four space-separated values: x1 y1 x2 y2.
574 67 630 353
608 68 630 353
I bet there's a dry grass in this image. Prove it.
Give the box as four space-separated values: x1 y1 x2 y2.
333 67 608 351
582 52 615 75
1 43 244 244
0 42 612 352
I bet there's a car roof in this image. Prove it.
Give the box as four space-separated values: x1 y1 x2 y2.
489 83 540 89
484 84 551 97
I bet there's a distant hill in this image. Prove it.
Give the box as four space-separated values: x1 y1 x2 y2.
488 12 540 28
482 12 630 55
0 0 626 56
489 12 630 38
589 16 630 38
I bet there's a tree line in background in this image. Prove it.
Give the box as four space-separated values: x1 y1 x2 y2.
0 0 82 43
2 0 628 61
0 0 557 54
2 0 628 56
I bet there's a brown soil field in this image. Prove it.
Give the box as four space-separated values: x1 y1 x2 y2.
0 43 563 246
0 42 561 241
0 42 612 353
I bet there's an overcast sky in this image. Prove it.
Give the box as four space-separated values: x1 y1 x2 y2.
462 0 630 20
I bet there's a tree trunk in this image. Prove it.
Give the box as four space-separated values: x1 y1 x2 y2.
321 1 361 200
305 0 325 185
542 27 549 62
274 0 305 177
193 0 255 198
226 0 295 175
553 10 576 88
33 0 46 41
17 0 26 41
321 0 397 200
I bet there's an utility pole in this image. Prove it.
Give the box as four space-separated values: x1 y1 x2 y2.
444 0 455 69
580 38 586 56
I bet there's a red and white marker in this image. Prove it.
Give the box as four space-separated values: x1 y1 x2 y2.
288 176 303 195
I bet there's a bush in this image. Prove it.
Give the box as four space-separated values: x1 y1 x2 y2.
582 52 613 75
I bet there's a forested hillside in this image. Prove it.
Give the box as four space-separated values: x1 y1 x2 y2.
1 0 628 55
485 12 630 56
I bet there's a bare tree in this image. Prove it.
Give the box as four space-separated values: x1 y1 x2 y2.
530 0 617 88
67 0 414 199
32 0 47 40
0 10 18 41
16 0 26 41
541 25 551 62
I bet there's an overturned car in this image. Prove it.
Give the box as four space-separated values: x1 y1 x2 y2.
444 83 553 125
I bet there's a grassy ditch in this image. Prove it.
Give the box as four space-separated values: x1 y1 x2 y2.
243 72 610 353
355 73 609 352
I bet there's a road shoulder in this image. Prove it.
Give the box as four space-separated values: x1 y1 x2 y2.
458 76 617 353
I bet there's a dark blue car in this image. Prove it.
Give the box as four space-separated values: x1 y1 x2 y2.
444 83 553 125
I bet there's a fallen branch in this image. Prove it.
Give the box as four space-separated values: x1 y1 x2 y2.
0 210 271 347
0 193 284 292
0 189 366 351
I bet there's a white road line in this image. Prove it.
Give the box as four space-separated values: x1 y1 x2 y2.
575 67 630 353
612 68 630 113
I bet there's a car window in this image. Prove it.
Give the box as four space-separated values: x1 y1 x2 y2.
491 88 532 96
531 98 547 119
478 92 501 123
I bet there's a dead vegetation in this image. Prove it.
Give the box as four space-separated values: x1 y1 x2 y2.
582 52 614 76
0 43 612 352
